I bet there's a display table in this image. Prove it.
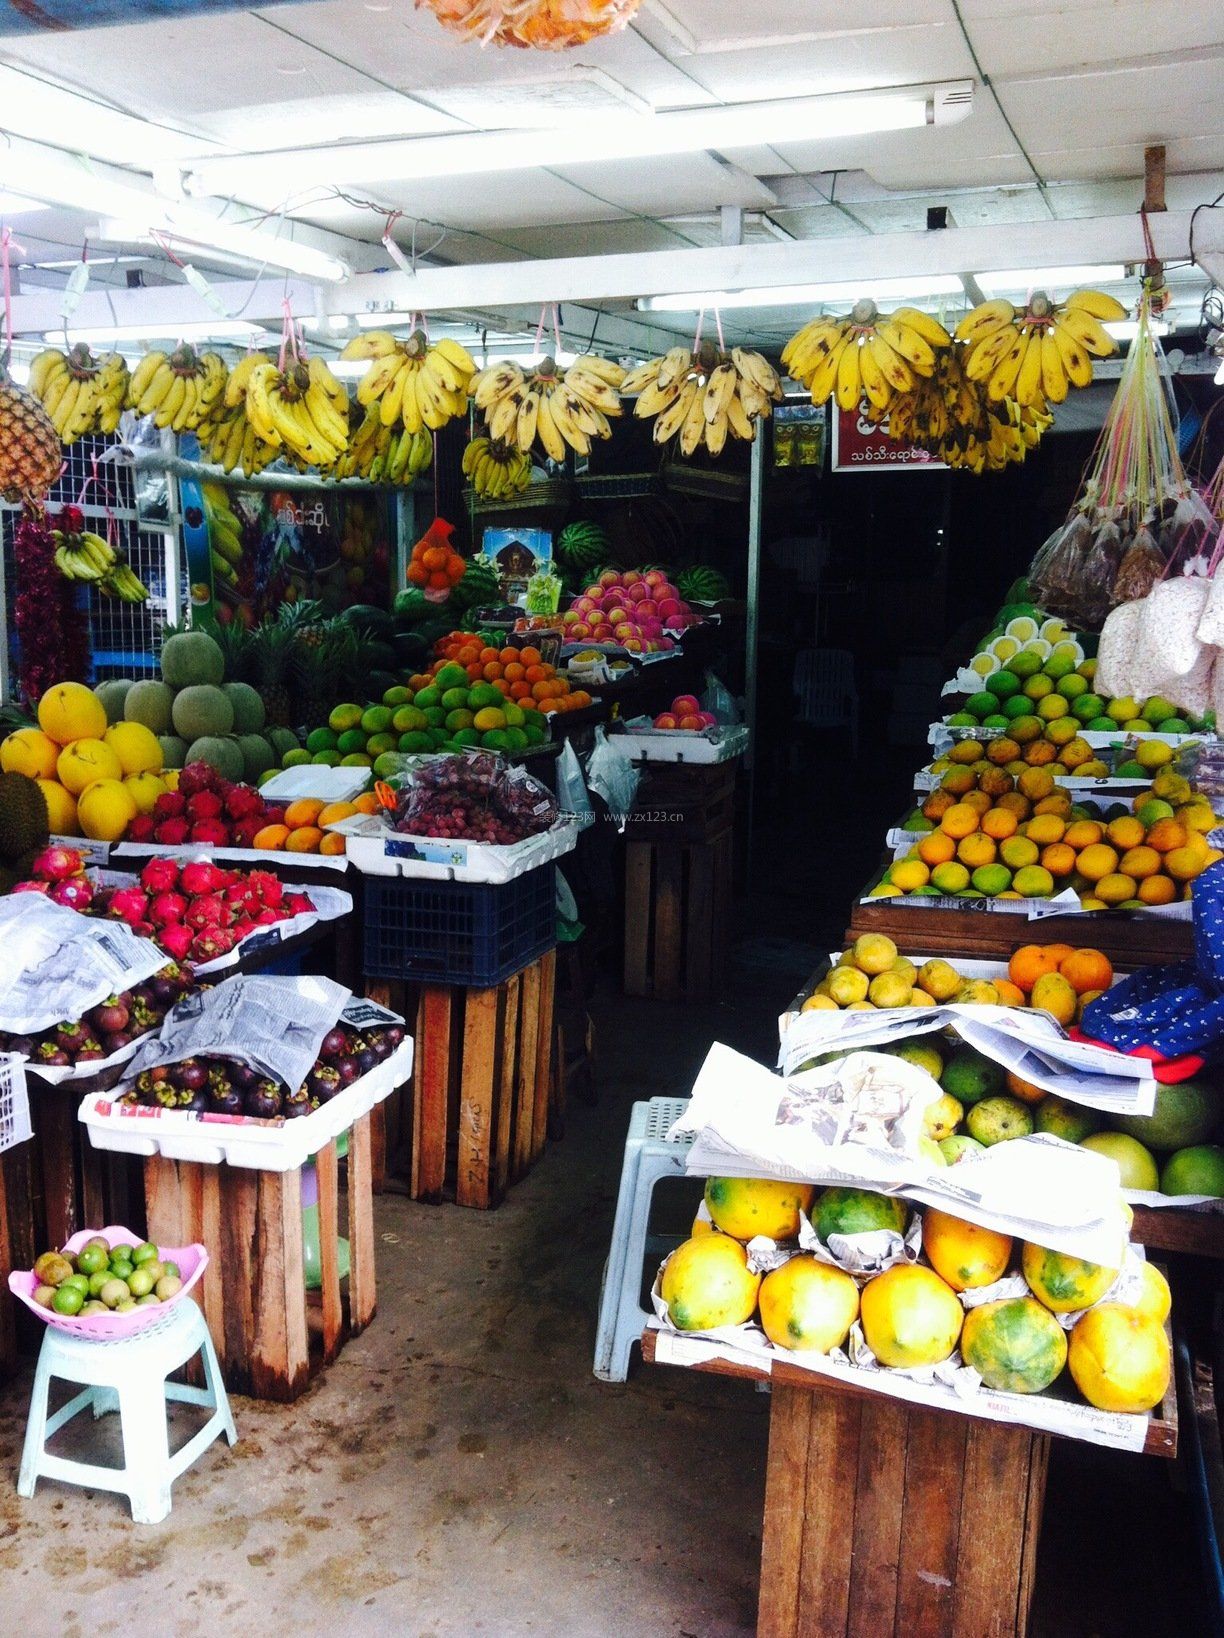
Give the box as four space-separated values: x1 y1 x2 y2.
641 1328 1176 1638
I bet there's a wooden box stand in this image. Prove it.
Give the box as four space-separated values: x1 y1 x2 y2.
623 828 733 1002
143 1112 377 1403
367 949 557 1211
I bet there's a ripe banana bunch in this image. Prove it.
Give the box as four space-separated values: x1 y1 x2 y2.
956 288 1126 412
52 526 149 600
341 330 476 435
126 345 227 433
30 345 131 443
470 353 625 460
782 301 952 416
199 400 280 477
203 488 244 583
243 356 350 470
462 434 532 499
621 344 781 456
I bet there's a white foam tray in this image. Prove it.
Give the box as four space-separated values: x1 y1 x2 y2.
78 1038 413 1172
331 814 579 883
614 724 749 764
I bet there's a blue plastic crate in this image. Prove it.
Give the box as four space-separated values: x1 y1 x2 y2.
362 865 556 987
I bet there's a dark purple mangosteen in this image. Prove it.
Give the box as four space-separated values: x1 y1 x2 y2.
55 1021 85 1054
206 1087 244 1117
102 1031 134 1055
76 1040 105 1062
7 1035 35 1057
281 1085 311 1119
320 1027 347 1060
134 1069 156 1097
182 1090 208 1114
92 997 130 1035
367 1033 392 1062
151 1079 177 1108
174 1059 208 1093
383 1025 405 1049
335 1056 359 1086
245 1082 283 1120
36 1046 70 1067
307 1064 342 1104
128 997 159 1033
150 975 180 1007
355 1048 378 1076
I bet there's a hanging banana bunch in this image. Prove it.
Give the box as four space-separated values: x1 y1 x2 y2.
340 330 476 434
52 521 149 601
880 347 1053 475
243 353 350 471
199 400 281 476
620 343 781 456
956 288 1126 412
29 345 130 443
470 353 625 461
124 345 227 433
783 301 952 416
330 404 432 484
462 434 533 499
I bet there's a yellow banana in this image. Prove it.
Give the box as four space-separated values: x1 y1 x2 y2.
703 363 737 422
965 324 1019 383
1012 329 1044 409
835 338 863 411
986 331 1029 402
955 299 1015 345
127 351 167 407
1057 307 1117 358
1039 330 1069 404
433 336 476 376
725 389 754 440
1061 288 1127 322
535 388 567 462
858 341 892 414
1051 320 1093 388
517 386 540 452
867 334 914 395
890 307 952 350
657 347 695 391
340 330 399 360
619 360 661 396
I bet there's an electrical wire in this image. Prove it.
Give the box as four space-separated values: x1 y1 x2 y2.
948 0 1055 219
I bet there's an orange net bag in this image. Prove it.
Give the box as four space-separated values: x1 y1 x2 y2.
417 0 644 49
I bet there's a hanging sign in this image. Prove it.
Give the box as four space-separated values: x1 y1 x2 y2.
831 406 946 473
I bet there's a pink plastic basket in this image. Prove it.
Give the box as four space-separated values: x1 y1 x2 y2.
8 1224 207 1341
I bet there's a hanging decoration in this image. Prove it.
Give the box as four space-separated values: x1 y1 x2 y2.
13 503 89 703
416 0 644 50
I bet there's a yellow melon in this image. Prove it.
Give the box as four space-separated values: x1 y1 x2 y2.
37 682 107 746
36 779 78 836
104 720 163 776
56 738 123 795
77 778 138 842
1 727 60 779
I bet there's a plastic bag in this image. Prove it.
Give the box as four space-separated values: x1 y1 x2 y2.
701 669 740 724
389 750 558 844
1095 599 1144 698
1137 575 1210 685
556 739 594 830
586 727 639 832
1112 524 1165 603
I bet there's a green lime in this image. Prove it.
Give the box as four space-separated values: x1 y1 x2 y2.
328 703 363 733
382 686 411 707
360 705 393 735
76 1245 107 1276
52 1286 85 1316
981 714 1010 729
985 669 1020 699
946 712 977 727
61 1273 90 1296
306 727 338 754
413 687 441 711
1002 696 1032 720
311 749 341 767
340 753 373 768
965 692 998 719
131 1241 160 1266
1056 673 1088 699
434 663 468 691
88 1270 112 1296
1023 674 1053 700
126 1267 156 1298
366 733 396 757
108 1259 133 1281
336 728 367 756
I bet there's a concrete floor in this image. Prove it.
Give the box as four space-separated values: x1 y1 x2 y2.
0 909 1206 1636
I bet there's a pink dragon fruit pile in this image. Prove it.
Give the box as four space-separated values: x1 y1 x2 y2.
129 760 284 849
13 847 314 964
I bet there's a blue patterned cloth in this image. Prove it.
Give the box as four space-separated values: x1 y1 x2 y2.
1080 861 1224 1059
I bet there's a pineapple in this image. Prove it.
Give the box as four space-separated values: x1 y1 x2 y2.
250 621 296 728
0 371 62 501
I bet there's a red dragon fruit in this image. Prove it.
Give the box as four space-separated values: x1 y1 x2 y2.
225 784 264 822
50 876 93 911
248 870 284 908
158 922 195 961
189 818 230 847
141 858 182 894
177 762 219 799
283 892 314 918
127 814 158 843
148 891 188 927
153 790 186 820
191 926 238 961
11 880 49 895
185 894 227 930
230 815 265 848
186 790 224 822
254 907 283 925
153 819 190 846
179 860 228 896
109 886 150 926
31 845 85 883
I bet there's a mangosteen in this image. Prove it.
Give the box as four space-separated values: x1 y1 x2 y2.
150 975 179 1006
174 1059 208 1093
383 1025 405 1049
230 1061 259 1089
76 1040 105 1062
92 996 130 1035
335 1056 359 1086
245 1082 283 1120
134 1069 157 1098
206 1088 244 1117
182 1091 208 1114
103 1032 133 1055
152 1078 177 1109
355 1048 378 1076
128 997 159 1032
55 1021 85 1054
320 1027 347 1060
7 1035 34 1057
308 1065 342 1104
368 1034 392 1063
282 1085 311 1119
36 1046 70 1067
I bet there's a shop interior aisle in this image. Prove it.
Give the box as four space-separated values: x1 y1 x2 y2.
0 906 1206 1638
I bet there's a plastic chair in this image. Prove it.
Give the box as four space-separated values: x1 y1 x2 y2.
593 1098 694 1383
793 649 859 755
17 1300 237 1524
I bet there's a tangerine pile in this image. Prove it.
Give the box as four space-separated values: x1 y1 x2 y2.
424 634 591 717
406 534 466 592
884 777 1221 905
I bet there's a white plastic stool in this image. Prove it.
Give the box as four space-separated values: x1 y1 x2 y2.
18 1300 237 1524
594 1097 694 1383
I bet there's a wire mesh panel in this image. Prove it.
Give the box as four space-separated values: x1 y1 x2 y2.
0 1055 32 1155
1 433 186 699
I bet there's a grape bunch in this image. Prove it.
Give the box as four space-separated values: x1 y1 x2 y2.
393 751 557 844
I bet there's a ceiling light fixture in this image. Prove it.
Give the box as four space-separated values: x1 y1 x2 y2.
638 275 964 312
44 320 264 345
181 82 973 195
976 264 1127 292
1104 318 1169 339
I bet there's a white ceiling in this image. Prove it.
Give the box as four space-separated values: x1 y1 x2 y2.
0 0 1220 345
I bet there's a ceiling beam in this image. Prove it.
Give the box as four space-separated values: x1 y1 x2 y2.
321 211 1212 314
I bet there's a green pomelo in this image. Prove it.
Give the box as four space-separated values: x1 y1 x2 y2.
185 735 243 780
1111 1080 1220 1152
94 678 134 724
124 679 175 735
171 684 234 741
161 629 224 688
221 681 266 734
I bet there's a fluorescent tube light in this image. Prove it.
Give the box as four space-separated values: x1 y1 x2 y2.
328 359 370 379
976 265 1127 291
182 82 973 195
1215 355 1224 387
45 320 263 345
639 275 964 312
1105 319 1169 339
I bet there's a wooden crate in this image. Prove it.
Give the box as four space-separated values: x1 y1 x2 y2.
625 758 737 843
142 1113 377 1402
624 829 733 1002
368 950 557 1210
642 1329 1176 1638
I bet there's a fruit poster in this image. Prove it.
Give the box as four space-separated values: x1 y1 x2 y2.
832 406 947 473
480 526 558 612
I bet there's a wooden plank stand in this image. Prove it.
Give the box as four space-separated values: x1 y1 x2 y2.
142 1112 377 1402
624 830 733 1002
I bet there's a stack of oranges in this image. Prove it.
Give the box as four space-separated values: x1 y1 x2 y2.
1006 943 1114 1025
420 634 592 717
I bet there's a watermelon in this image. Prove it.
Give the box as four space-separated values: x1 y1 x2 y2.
557 520 609 568
454 557 500 611
394 588 431 625
677 565 730 602
341 604 395 640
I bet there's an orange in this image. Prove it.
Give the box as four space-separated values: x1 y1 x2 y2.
1064 820 1104 849
918 829 956 867
961 790 993 816
481 662 502 681
499 648 518 665
531 681 554 702
320 833 347 856
479 647 500 664
1040 842 1076 878
285 826 324 853
504 663 526 682
570 691 592 708
1017 766 1055 800
253 823 290 850
518 646 542 667
354 792 381 816
510 681 533 700
1076 843 1119 882
1059 948 1113 994
979 767 1015 798
1094 872 1137 905
957 832 997 869
1146 818 1188 853
1043 943 1076 965
940 803 981 839
1008 944 1059 992
993 979 1027 1007
1000 835 1039 870
463 663 482 681
1119 845 1160 879
1027 814 1066 846
284 798 325 829
982 807 1018 840
1006 1070 1048 1104
1105 815 1144 850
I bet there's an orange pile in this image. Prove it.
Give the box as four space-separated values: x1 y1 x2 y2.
252 794 379 855
1006 943 1113 1026
422 635 592 717
406 536 466 593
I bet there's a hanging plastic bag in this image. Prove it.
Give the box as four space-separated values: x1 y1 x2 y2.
556 739 594 831
555 867 584 944
586 727 639 832
1136 574 1211 686
701 670 740 724
1095 599 1144 698
1112 523 1165 603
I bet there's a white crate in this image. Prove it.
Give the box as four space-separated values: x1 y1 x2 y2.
334 815 579 884
0 1054 32 1154
614 724 749 764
